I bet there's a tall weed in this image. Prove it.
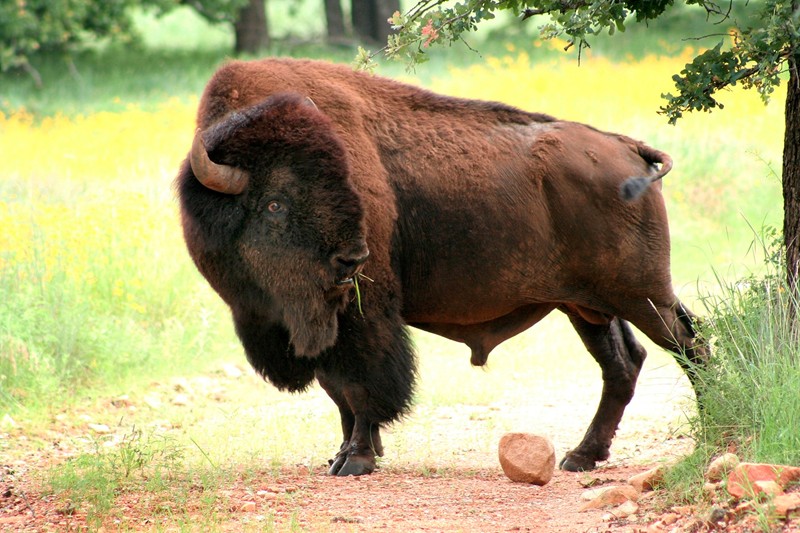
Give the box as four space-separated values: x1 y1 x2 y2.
693 229 800 465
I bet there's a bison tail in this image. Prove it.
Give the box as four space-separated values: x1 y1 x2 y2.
619 143 674 201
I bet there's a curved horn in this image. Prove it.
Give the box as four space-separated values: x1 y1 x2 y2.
190 130 250 195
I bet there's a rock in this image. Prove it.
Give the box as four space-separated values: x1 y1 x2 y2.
773 493 800 517
753 480 783 496
222 363 244 379
143 393 162 410
727 462 800 499
580 485 640 511
705 505 727 524
660 512 680 526
1 414 17 430
239 501 256 512
172 378 193 394
706 453 740 482
88 423 111 434
172 393 190 406
498 433 555 485
703 481 723 496
628 465 666 492
611 500 639 519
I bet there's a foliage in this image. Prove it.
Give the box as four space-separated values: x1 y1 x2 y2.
0 0 246 74
691 228 800 465
373 1 800 123
47 428 185 528
0 103 236 412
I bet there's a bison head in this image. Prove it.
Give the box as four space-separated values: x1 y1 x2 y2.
187 93 368 357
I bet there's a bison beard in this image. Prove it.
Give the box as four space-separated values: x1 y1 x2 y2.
239 244 343 357
177 58 708 478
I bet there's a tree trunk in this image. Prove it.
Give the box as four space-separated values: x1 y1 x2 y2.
784 48 800 296
351 0 399 44
325 0 348 43
234 0 270 55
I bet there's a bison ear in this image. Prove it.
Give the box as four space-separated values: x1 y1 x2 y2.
302 96 319 110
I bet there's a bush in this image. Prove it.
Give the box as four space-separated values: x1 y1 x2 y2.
693 228 800 465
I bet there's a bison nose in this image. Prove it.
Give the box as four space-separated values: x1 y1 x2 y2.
333 240 370 284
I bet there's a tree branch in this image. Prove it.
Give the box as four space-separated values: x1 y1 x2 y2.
522 1 592 21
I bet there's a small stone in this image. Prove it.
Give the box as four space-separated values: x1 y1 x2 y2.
222 363 244 379
240 501 256 512
580 485 640 511
706 505 727 524
660 512 680 526
1 414 17 430
628 465 666 492
706 453 740 482
773 493 800 517
88 423 111 434
172 394 190 406
172 378 193 394
612 500 640 518
498 433 555 485
110 395 132 408
143 394 162 409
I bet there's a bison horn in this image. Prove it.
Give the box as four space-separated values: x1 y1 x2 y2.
190 130 250 195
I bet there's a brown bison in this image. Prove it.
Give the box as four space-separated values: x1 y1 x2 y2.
176 58 705 476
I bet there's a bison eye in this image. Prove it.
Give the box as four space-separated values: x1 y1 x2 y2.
267 201 285 214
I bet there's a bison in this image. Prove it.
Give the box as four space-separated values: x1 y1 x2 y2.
176 58 705 476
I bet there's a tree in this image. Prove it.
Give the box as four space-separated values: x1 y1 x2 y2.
375 0 800 295
325 0 348 43
352 0 401 44
0 0 249 79
234 0 270 54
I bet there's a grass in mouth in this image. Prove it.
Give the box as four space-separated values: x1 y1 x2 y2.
353 273 373 316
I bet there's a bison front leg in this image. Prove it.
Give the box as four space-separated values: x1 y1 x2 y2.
560 312 647 472
317 375 384 476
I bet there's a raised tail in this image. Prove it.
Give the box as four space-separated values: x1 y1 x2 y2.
619 143 673 201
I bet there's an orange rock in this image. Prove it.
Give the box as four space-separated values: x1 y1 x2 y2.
628 465 666 492
727 463 800 499
580 485 640 511
773 493 800 517
498 433 555 485
706 453 740 482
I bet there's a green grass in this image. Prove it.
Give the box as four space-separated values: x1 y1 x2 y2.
696 240 800 465
660 231 800 509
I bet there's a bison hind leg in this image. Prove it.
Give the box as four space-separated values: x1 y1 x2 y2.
559 311 646 472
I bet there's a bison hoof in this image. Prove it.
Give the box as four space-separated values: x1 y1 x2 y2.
328 448 376 476
559 454 597 472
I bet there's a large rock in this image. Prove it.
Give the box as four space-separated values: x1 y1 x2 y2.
727 462 800 499
498 433 555 485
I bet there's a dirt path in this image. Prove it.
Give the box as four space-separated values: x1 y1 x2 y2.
2 324 793 532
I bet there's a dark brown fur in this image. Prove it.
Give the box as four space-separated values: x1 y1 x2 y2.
176 58 705 476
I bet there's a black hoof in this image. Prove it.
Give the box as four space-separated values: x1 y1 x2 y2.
335 455 375 476
559 454 597 472
327 446 376 476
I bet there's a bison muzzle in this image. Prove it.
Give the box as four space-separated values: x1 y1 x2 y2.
176 58 706 476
